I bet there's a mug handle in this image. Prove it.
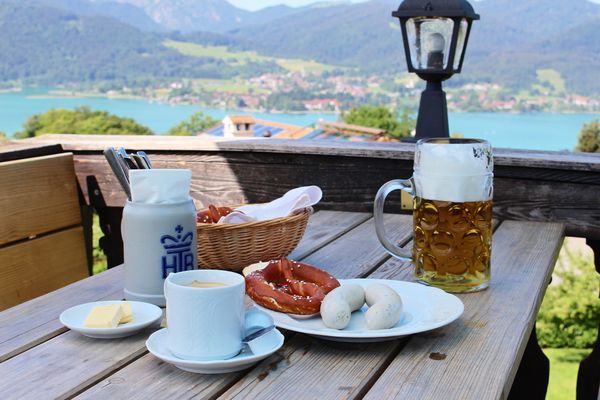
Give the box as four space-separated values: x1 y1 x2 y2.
244 307 274 337
373 178 415 261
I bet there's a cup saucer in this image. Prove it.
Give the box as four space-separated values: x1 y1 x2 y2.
146 328 284 374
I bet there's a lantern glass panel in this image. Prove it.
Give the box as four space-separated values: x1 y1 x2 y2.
406 17 454 71
453 18 469 69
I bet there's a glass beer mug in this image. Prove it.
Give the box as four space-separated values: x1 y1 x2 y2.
374 138 493 293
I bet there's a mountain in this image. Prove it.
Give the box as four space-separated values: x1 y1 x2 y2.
0 0 166 31
228 0 600 94
474 0 600 40
0 0 599 94
0 1 275 85
230 1 404 71
93 0 304 33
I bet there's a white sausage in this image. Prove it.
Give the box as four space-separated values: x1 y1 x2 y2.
320 288 351 329
320 285 366 329
364 284 403 330
341 284 365 312
365 283 399 306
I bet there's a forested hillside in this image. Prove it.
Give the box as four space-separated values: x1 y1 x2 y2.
0 1 277 86
229 0 600 94
1 0 600 94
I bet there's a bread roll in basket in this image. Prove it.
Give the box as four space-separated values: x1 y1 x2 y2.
196 206 312 271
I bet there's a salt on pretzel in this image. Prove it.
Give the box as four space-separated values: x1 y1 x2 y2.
245 258 340 315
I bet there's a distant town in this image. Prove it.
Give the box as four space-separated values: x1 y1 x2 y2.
53 68 600 116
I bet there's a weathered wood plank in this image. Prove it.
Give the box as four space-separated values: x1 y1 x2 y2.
0 152 82 244
493 177 600 240
301 215 412 279
74 352 245 400
289 210 371 260
0 227 89 311
0 266 123 362
0 329 152 400
76 214 411 399
70 152 413 212
362 221 565 400
220 335 402 400
23 135 600 172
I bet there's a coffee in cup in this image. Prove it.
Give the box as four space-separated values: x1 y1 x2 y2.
164 269 272 361
185 280 227 288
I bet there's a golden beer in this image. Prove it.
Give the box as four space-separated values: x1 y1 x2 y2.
374 138 493 293
413 197 492 292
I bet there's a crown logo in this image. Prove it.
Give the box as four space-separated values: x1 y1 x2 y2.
161 225 196 278
161 225 193 250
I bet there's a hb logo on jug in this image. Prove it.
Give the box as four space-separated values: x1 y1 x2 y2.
160 225 195 278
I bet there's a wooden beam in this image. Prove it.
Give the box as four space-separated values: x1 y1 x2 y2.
0 142 63 162
20 135 600 240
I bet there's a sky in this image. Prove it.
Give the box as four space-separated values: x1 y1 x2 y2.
229 0 600 11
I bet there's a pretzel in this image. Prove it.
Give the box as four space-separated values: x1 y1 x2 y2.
196 205 234 223
245 258 340 315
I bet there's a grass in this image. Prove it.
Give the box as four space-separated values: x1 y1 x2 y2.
544 348 590 400
536 69 566 93
164 40 264 66
163 40 341 74
92 214 107 275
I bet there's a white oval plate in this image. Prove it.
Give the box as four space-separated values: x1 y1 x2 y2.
256 279 464 343
146 328 285 374
60 301 163 339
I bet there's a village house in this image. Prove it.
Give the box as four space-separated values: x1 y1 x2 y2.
222 115 256 137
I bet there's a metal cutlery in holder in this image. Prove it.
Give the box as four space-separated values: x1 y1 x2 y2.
103 147 153 200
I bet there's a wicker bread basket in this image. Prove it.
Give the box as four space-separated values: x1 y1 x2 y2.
196 207 312 271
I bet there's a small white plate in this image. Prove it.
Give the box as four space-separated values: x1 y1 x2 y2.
256 279 464 343
60 301 163 339
146 328 285 374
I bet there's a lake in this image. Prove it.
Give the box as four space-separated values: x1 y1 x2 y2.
1 89 598 151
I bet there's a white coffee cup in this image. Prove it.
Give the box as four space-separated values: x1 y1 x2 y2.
164 269 272 361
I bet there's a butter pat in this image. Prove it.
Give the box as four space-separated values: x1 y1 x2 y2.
84 304 123 328
119 302 133 324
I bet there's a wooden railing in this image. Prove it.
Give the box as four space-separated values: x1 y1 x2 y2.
13 134 600 399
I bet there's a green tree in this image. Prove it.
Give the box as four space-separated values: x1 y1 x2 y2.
0 131 7 139
537 250 600 348
575 119 600 153
14 106 152 138
166 112 218 136
342 106 414 139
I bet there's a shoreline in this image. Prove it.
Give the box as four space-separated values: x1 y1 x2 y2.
2 86 598 115
19 90 600 116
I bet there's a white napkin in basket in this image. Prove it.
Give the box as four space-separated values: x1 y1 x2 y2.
219 186 322 224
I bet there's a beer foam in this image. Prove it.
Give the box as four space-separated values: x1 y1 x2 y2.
415 142 493 202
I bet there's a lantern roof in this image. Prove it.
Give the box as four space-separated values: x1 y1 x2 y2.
392 0 480 20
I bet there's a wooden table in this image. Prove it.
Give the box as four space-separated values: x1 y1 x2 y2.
0 211 565 400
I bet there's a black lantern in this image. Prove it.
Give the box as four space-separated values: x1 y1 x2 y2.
393 0 479 139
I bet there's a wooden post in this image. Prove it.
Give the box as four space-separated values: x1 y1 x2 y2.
77 183 94 276
508 325 549 399
576 239 600 400
87 176 124 269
